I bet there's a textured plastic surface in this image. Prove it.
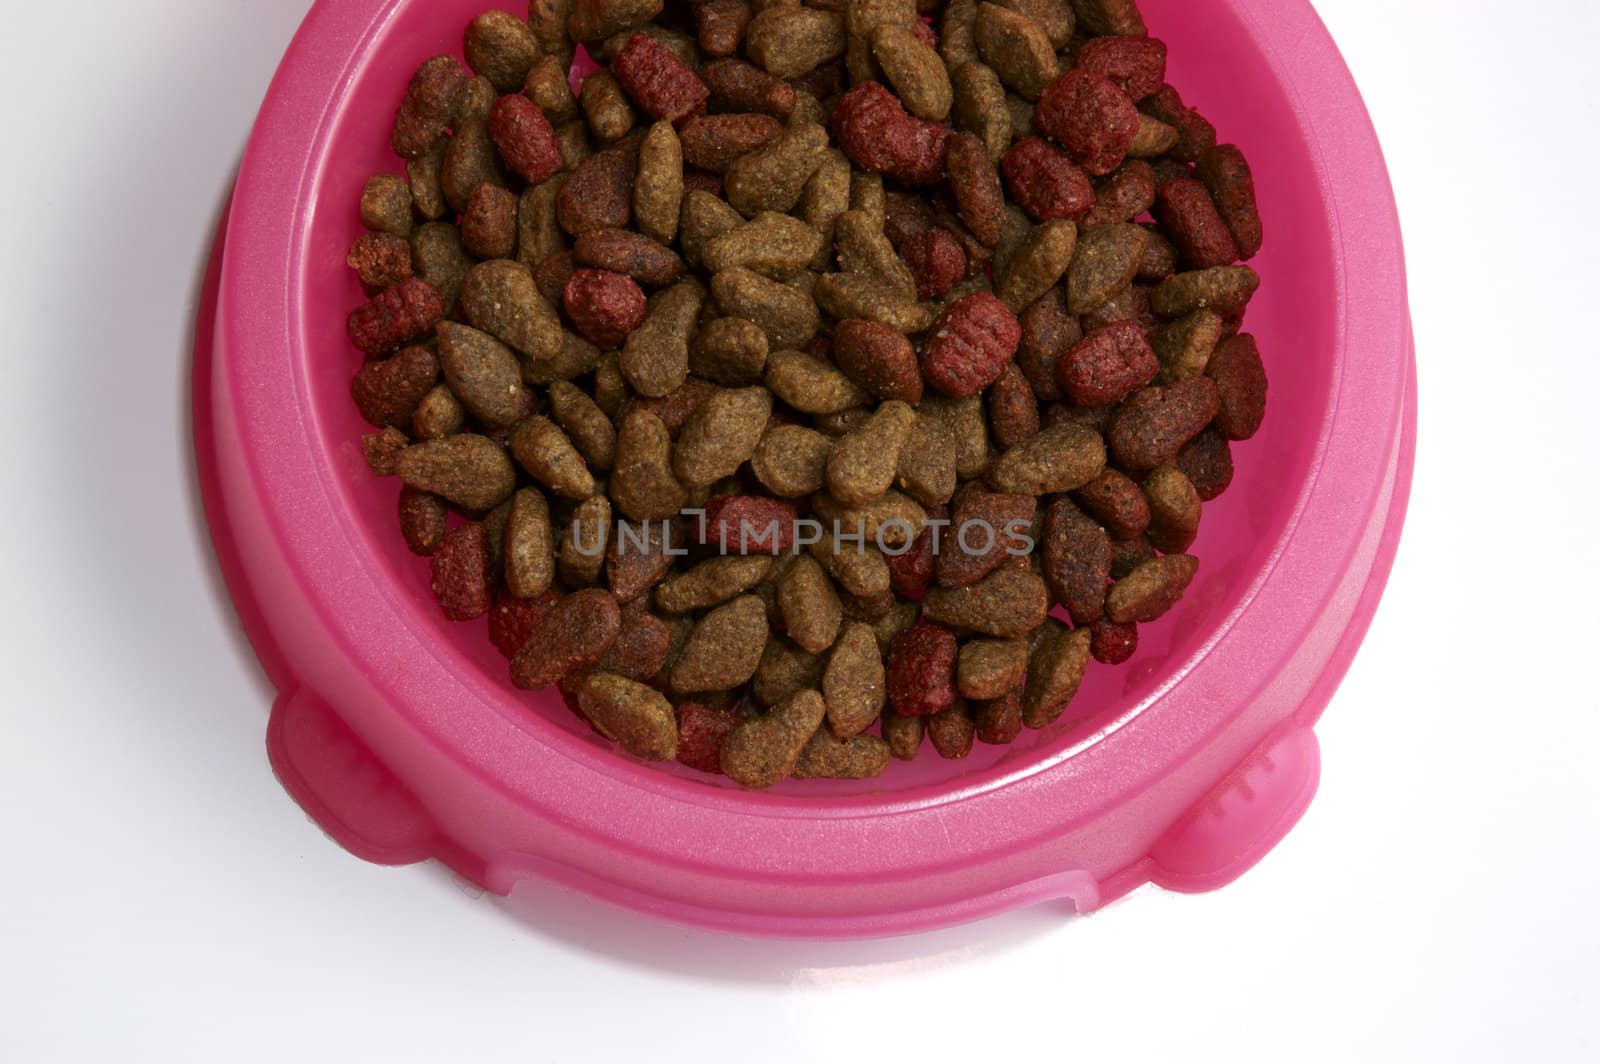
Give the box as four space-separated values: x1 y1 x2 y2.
194 0 1415 937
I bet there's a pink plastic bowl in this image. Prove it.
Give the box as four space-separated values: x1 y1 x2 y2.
194 0 1414 937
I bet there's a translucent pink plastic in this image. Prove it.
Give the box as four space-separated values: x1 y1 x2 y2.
194 0 1415 937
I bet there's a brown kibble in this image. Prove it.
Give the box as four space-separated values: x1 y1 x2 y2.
822 622 886 738
779 554 844 654
547 380 616 471
1143 465 1203 553
363 427 409 476
610 409 690 519
394 434 516 511
894 411 959 507
1066 223 1149 315
691 316 769 385
1153 308 1224 384
671 595 770 692
764 348 868 414
631 120 684 246
882 707 925 760
833 320 924 405
504 487 556 598
680 113 784 173
814 273 934 334
702 211 824 277
922 565 1049 638
725 121 830 217
957 638 1028 700
523 55 578 122
872 22 953 121
621 278 705 397
580 70 637 142
987 421 1106 494
606 520 677 603
973 3 1057 100
464 10 540 92
835 211 917 301
751 424 832 498
826 401 917 508
998 218 1077 312
951 64 1012 166
510 415 598 499
745 8 846 78
714 268 821 350
409 222 473 314
460 260 563 362
754 637 826 707
1150 265 1260 318
517 178 568 271
1107 554 1199 623
560 495 613 586
973 687 1023 743
406 136 449 221
412 383 465 441
927 702 976 758
1195 144 1263 260
1021 620 1092 729
578 673 678 760
441 119 505 215
348 231 414 291
522 329 602 386
1015 287 1077 401
656 555 772 613
809 530 891 599
435 322 524 428
920 394 989 480
360 174 414 237
679 190 744 268
792 730 891 779
720 689 828 788
674 386 772 486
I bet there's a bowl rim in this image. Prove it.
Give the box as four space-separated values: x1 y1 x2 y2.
208 0 1414 918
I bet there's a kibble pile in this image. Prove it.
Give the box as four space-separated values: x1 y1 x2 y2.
346 0 1269 789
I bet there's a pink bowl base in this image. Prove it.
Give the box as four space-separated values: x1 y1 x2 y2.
195 0 1415 937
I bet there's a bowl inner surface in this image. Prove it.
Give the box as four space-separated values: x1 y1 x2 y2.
295 0 1336 799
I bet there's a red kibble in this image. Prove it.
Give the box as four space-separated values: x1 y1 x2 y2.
430 522 493 621
1090 620 1139 665
887 508 943 597
1074 37 1168 102
1206 333 1268 441
488 94 563 185
1057 321 1161 405
911 19 938 49
1141 84 1218 163
562 268 647 348
488 588 563 658
833 319 923 404
510 588 623 690
1153 178 1239 269
398 486 449 556
611 32 710 124
1195 144 1263 259
1000 137 1096 222
887 620 959 717
347 277 444 357
675 701 740 774
831 82 950 187
899 227 968 300
699 58 796 119
350 344 439 428
920 292 1022 398
700 494 799 554
1035 68 1140 176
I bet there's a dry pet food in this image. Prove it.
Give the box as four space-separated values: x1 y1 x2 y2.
344 0 1270 789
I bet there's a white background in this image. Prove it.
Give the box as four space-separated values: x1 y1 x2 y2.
2 1 1598 1060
